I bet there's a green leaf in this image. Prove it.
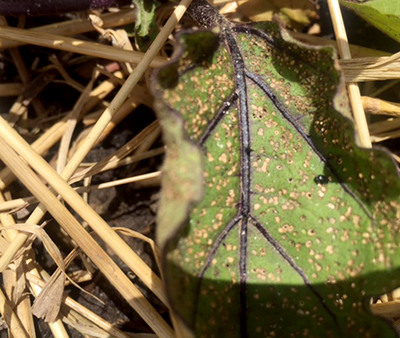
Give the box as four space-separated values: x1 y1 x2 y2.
340 0 400 43
154 2 400 337
132 0 160 51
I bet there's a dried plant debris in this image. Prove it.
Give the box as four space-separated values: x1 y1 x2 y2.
0 2 170 338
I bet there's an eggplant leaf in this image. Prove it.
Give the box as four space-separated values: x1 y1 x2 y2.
154 1 400 337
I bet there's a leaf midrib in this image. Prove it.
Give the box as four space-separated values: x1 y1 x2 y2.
185 2 379 335
194 24 342 335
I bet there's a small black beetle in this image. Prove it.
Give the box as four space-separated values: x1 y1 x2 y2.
314 175 329 185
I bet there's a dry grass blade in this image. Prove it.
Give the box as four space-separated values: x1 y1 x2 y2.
70 120 160 183
0 26 168 67
31 273 65 323
71 147 164 184
0 9 137 50
70 86 150 154
327 0 372 148
0 4 194 336
363 50 400 69
362 96 400 117
57 71 97 174
0 73 123 190
0 114 168 306
48 54 86 92
2 269 35 337
0 74 124 274
0 0 193 309
27 272 156 338
0 236 11 255
0 171 161 212
0 288 31 338
6 97 28 127
0 83 22 96
370 80 400 98
0 134 174 338
25 257 75 338
61 0 192 186
371 300 400 318
371 130 400 143
0 0 191 312
0 196 35 213
114 227 163 273
340 57 400 82
0 223 67 323
76 171 161 193
369 117 400 135
0 194 35 337
2 223 104 325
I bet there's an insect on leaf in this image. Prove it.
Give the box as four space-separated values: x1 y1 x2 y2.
154 1 400 337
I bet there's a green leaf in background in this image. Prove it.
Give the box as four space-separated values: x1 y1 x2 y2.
132 0 160 51
154 1 400 337
340 0 400 43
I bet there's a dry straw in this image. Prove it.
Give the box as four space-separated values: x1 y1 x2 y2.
0 0 193 336
0 133 173 337
0 26 168 67
327 0 372 148
0 9 137 49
